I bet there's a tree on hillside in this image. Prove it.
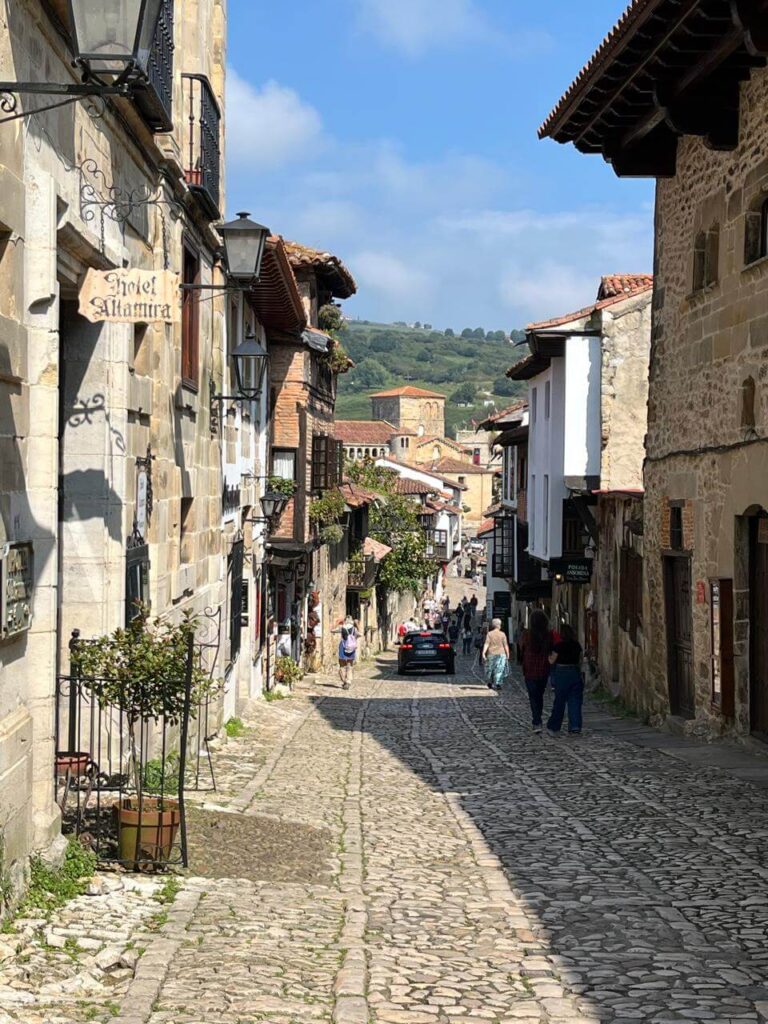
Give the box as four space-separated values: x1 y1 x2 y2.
510 329 526 343
369 333 393 352
451 382 477 406
472 327 486 339
461 328 473 338
353 358 391 391
424 323 432 331
445 328 455 337
494 376 520 397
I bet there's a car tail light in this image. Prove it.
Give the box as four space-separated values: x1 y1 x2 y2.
438 643 451 649
401 643 413 650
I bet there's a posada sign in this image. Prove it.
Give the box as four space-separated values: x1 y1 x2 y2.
79 268 180 324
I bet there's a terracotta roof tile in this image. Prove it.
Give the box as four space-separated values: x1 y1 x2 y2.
378 457 468 490
526 276 653 331
414 436 469 454
363 537 392 561
431 456 490 476
478 401 527 429
539 0 656 139
369 385 446 399
476 518 495 538
335 420 400 444
392 477 451 498
598 274 654 300
282 239 357 299
338 482 378 508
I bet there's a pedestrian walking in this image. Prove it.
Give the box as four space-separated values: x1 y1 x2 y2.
448 616 460 645
482 618 510 691
461 621 473 655
469 594 478 618
333 616 359 690
520 609 557 734
546 624 584 735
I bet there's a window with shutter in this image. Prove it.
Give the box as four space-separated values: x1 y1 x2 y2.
182 246 200 388
745 199 768 266
619 547 643 645
312 434 329 492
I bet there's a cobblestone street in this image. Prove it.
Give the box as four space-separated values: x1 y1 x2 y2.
4 652 768 1024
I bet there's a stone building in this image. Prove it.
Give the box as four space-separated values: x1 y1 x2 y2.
508 276 652 683
334 419 413 462
541 1 768 737
370 385 446 438
267 242 358 675
0 0 241 897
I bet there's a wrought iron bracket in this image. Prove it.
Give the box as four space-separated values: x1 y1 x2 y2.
0 79 133 124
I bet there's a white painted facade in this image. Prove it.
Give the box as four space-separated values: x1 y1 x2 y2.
527 357 567 562
563 335 602 487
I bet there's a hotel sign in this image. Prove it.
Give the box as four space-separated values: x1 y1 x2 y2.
548 558 593 584
79 269 180 324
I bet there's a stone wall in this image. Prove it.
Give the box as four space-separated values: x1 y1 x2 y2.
0 0 230 907
371 396 445 438
644 64 768 737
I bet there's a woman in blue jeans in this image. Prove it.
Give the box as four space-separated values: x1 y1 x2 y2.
520 609 557 734
547 624 584 736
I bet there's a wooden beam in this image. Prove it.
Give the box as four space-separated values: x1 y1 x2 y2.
607 124 679 178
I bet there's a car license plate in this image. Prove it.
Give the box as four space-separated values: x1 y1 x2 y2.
416 649 434 658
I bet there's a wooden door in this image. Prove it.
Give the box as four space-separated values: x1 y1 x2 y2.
750 519 768 735
664 556 695 718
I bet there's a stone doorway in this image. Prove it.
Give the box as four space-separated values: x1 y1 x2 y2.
663 554 694 719
748 512 768 738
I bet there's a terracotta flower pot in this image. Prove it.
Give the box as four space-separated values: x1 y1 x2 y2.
55 752 92 776
115 797 180 866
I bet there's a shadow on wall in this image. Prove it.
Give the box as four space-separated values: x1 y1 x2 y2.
313 659 768 1019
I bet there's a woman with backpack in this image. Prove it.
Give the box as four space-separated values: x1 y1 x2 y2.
333 616 359 690
519 609 557 733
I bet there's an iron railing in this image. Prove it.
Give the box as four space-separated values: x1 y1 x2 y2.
182 73 221 219
133 0 174 132
348 549 377 590
54 614 223 868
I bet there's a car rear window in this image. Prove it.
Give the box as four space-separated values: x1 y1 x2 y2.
406 632 445 647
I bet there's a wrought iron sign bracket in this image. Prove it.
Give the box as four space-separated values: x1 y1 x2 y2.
0 65 140 125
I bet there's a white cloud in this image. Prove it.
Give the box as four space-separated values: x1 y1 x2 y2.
226 70 323 170
352 0 553 57
498 262 600 321
354 0 479 56
350 250 435 307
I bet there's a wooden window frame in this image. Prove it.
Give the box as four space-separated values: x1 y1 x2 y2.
181 244 200 390
619 546 643 646
710 578 735 717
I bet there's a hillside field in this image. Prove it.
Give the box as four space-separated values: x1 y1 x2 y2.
337 321 526 436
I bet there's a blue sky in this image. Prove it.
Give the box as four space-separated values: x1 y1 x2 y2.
226 0 653 330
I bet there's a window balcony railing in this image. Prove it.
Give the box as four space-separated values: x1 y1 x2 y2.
182 73 221 219
132 0 174 132
348 549 377 591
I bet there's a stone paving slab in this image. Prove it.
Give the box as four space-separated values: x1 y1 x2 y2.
4 653 768 1024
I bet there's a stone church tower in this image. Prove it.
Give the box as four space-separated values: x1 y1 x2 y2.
370 386 446 438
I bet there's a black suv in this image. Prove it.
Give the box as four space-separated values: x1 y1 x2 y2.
397 630 455 675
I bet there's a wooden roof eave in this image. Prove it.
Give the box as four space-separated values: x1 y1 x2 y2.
543 0 768 177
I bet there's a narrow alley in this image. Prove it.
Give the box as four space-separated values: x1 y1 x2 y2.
5 648 768 1024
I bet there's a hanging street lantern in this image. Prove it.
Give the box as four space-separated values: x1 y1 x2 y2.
259 492 289 522
67 0 164 81
219 212 271 281
0 0 165 124
230 331 269 400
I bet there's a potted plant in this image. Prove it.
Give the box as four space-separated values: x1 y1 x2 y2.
71 610 208 866
275 656 302 688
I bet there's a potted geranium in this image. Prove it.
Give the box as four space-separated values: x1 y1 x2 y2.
71 609 207 866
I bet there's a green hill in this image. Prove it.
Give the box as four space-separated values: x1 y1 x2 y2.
337 321 527 436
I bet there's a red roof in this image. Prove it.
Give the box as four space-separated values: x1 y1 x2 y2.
478 401 527 429
414 436 469 454
476 518 495 538
526 275 653 331
283 239 356 299
370 386 446 399
338 482 378 508
392 477 452 499
379 458 468 491
538 0 654 139
598 274 653 300
335 420 400 444
363 537 392 562
430 456 490 476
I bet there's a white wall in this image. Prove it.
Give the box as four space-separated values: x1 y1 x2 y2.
564 335 602 484
527 361 567 562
